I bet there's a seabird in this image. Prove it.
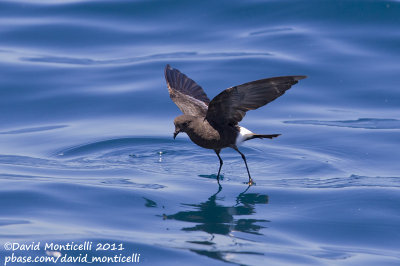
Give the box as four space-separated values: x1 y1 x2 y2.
165 64 306 185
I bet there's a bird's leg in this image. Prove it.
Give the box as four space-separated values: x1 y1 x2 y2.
214 149 223 183
231 145 254 185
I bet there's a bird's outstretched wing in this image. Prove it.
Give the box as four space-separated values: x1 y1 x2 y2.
206 75 306 126
165 64 210 117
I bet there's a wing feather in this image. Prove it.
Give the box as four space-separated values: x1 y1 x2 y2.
206 75 306 126
165 65 210 117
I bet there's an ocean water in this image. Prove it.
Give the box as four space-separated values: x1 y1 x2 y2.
0 0 399 265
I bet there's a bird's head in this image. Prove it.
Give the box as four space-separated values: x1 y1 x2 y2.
173 115 193 139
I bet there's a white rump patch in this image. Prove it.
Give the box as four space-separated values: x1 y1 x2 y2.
235 126 254 145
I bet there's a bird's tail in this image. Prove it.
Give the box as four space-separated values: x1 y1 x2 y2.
245 134 281 141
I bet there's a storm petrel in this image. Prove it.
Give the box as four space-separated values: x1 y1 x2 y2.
165 64 306 185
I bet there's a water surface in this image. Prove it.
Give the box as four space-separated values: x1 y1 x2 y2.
0 0 399 265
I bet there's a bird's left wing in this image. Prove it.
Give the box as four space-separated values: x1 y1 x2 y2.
165 65 210 117
206 75 306 126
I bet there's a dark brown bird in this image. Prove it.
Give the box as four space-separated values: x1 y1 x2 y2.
165 64 306 185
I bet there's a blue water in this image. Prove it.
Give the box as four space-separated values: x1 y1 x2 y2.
1 0 400 265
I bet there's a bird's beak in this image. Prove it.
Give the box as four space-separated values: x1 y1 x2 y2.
173 130 180 139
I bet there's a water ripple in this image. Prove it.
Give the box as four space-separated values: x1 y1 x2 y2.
268 175 400 189
2 136 397 189
284 118 400 129
0 125 67 134
248 27 296 36
0 219 31 226
21 51 272 66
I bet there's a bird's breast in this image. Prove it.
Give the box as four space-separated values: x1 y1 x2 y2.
185 119 233 149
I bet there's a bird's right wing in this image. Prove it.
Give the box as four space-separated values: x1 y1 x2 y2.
206 75 306 126
165 65 210 117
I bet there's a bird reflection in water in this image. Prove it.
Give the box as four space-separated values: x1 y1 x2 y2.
162 185 269 262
